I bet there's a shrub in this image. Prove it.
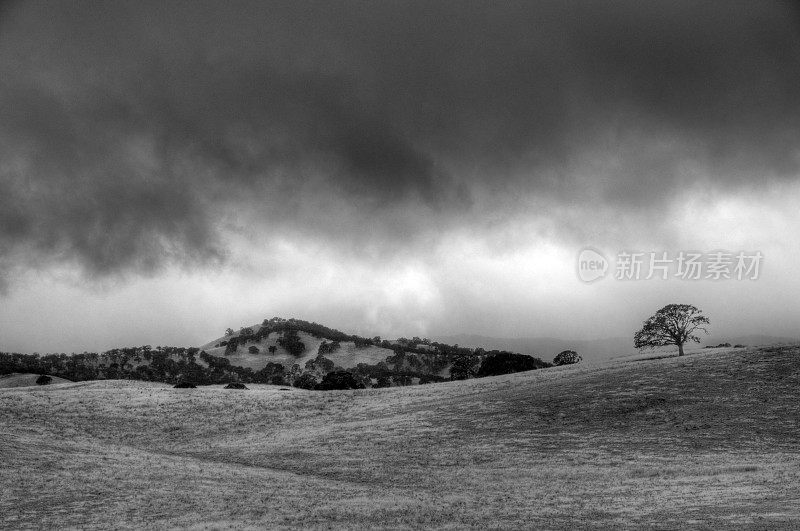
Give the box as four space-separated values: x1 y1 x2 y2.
268 345 277 354
477 352 541 376
706 342 733 348
35 374 52 385
316 371 365 390
293 373 318 390
317 340 341 355
450 355 480 380
254 361 284 383
353 337 372 348
393 374 413 386
248 346 260 354
305 355 335 374
553 350 582 366
174 382 196 388
224 338 239 355
278 330 306 356
224 382 248 389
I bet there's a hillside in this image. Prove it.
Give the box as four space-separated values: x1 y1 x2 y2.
434 333 800 362
0 373 72 388
0 318 551 390
200 326 399 373
191 317 550 388
2 345 798 528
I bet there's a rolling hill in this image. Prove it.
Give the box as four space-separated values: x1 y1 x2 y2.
0 318 550 388
1 345 798 528
191 317 551 387
200 326 398 372
0 373 72 388
435 333 800 363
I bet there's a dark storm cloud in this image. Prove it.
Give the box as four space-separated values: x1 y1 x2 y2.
1 0 798 285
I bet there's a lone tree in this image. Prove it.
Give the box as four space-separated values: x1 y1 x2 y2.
634 304 710 356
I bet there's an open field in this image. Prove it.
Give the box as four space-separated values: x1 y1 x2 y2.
2 346 799 529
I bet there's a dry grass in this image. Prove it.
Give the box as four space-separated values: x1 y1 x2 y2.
2 346 799 529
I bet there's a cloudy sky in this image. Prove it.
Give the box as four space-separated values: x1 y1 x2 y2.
1 0 799 353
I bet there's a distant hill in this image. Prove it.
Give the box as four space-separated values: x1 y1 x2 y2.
4 317 794 389
1 317 551 389
200 325 397 373
196 317 551 388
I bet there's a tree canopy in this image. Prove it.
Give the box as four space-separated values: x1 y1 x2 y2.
634 304 710 356
553 350 582 366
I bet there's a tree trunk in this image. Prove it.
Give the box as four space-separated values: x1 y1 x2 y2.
678 343 685 356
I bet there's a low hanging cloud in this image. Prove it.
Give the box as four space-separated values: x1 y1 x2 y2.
1 0 799 290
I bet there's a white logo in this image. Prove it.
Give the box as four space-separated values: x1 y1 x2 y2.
577 248 608 282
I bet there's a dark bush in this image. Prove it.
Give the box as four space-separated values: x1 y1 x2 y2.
305 355 335 373
224 382 248 389
450 355 480 380
254 361 284 384
477 352 541 376
248 346 260 354
293 373 318 390
173 382 196 388
35 374 52 385
224 338 239 355
553 350 582 366
374 375 392 388
316 371 365 390
317 340 341 355
707 342 732 348
278 330 306 356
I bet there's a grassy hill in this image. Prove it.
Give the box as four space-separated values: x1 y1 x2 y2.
0 373 72 388
200 327 398 372
0 318 550 388
1 345 798 528
192 317 549 387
